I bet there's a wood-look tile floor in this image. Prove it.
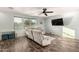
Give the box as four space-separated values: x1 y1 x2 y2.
0 36 79 52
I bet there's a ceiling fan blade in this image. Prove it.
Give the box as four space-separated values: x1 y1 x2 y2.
39 8 53 16
46 11 53 13
42 8 47 13
44 13 47 16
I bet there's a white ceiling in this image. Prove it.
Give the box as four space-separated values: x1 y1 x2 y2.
0 7 79 17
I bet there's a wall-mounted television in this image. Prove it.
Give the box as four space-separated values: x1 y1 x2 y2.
51 18 64 26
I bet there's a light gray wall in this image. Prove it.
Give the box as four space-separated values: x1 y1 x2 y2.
0 12 14 40
37 17 45 30
1 10 79 39
0 11 45 39
44 15 63 35
0 12 14 32
43 13 79 39
64 13 79 39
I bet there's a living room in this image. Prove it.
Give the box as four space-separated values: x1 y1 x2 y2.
0 7 79 52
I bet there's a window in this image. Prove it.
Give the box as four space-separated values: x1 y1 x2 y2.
63 27 75 39
24 18 37 27
14 17 24 30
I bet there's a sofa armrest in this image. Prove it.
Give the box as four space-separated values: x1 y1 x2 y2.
42 35 55 46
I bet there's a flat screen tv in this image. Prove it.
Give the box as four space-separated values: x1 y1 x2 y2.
51 18 64 26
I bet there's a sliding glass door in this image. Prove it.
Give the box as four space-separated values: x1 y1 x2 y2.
14 17 38 37
14 17 25 37
24 18 38 28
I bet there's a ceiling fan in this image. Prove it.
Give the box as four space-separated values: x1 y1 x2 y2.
39 8 53 16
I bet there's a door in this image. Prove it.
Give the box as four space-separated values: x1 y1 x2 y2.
14 17 25 37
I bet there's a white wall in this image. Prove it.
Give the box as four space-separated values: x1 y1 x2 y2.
0 12 14 40
0 12 14 32
64 13 79 39
1 10 79 39
44 15 63 36
0 11 29 39
43 12 79 39
37 17 45 30
0 11 45 39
